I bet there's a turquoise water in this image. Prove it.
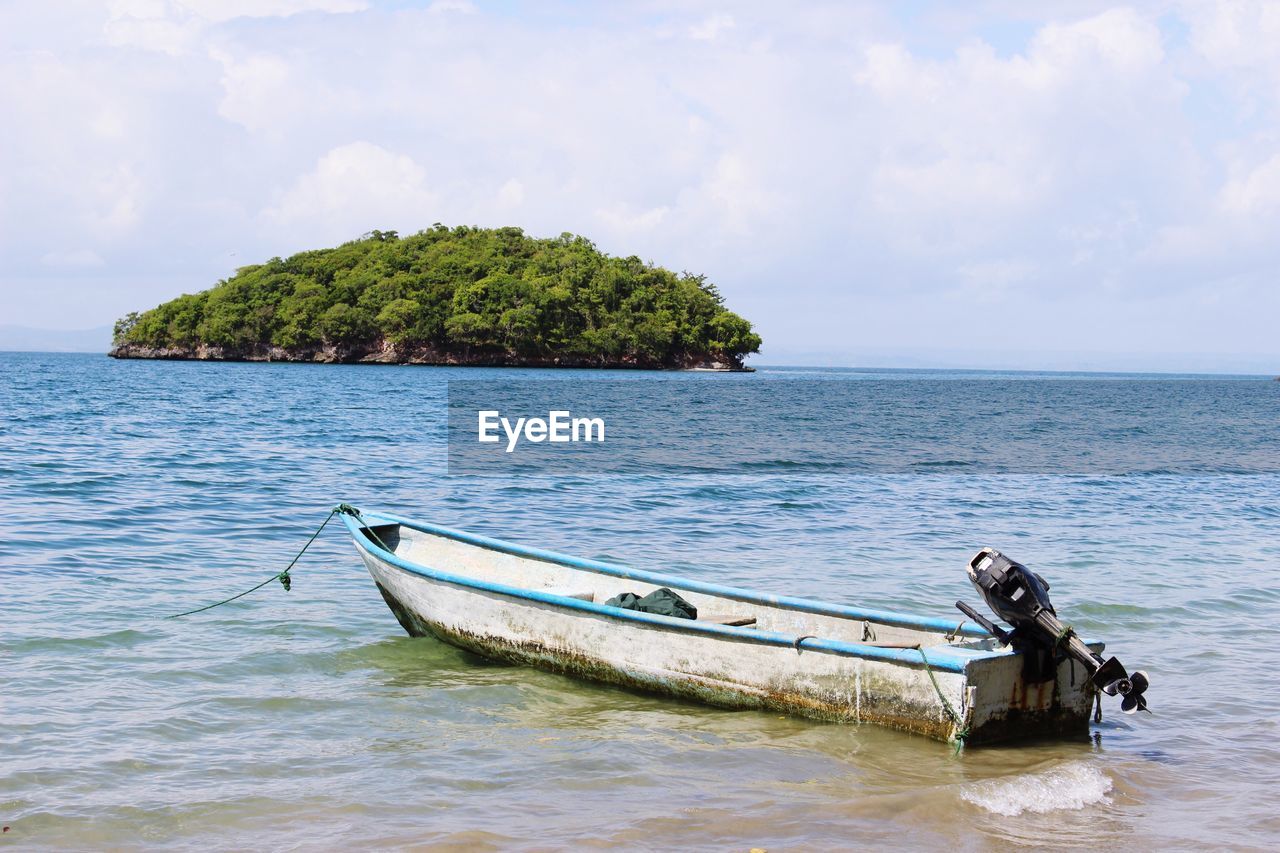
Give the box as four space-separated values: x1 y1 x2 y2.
2 352 1278 849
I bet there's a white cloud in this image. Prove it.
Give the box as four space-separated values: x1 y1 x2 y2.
176 0 367 21
262 142 439 243
104 12 200 55
954 258 1037 303
1186 1 1280 80
596 203 670 233
688 13 735 41
1220 150 1280 215
427 0 477 15
42 249 106 268
210 49 297 133
104 0 367 54
92 165 144 232
496 179 525 209
1030 7 1164 77
852 6 1188 278
698 152 772 234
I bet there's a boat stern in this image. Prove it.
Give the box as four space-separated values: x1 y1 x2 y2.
958 645 1100 745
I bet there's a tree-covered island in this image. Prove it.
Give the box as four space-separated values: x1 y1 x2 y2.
110 226 761 370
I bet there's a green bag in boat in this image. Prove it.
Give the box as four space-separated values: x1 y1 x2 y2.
605 587 697 620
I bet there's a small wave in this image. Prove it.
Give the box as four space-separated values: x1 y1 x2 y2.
774 500 824 510
960 761 1112 816
7 627 154 654
737 459 848 470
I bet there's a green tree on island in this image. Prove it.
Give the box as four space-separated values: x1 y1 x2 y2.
113 226 761 369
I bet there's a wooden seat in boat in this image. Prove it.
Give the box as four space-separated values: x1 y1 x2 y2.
699 614 757 627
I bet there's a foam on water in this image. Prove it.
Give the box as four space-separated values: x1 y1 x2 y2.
961 761 1113 816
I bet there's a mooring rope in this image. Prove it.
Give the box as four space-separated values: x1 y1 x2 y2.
915 643 970 753
165 504 362 619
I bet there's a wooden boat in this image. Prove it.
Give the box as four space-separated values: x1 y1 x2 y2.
341 509 1102 745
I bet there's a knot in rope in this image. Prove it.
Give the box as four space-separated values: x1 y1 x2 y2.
915 643 971 753
165 505 356 619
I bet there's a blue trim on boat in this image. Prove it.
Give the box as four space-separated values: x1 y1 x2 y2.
362 510 994 637
340 509 1013 673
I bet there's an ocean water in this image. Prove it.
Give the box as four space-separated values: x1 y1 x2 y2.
2 352 1278 850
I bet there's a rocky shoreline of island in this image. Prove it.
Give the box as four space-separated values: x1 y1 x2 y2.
107 341 753 371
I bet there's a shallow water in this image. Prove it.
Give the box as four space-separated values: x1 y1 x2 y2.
2 353 1278 849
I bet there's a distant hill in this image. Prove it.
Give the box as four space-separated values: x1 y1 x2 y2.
0 325 112 353
109 226 762 370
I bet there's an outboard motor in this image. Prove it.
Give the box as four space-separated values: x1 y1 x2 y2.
956 548 1150 714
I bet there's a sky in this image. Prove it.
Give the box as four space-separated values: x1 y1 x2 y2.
1 0 1279 371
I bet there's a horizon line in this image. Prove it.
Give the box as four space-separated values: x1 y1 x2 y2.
2 349 1275 379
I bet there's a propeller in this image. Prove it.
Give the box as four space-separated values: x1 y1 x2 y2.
1118 670 1150 714
1094 656 1150 713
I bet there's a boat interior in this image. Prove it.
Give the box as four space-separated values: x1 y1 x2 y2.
358 519 1003 653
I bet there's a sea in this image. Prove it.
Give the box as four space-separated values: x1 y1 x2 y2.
2 351 1277 850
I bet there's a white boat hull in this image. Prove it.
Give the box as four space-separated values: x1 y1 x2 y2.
345 512 1099 745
